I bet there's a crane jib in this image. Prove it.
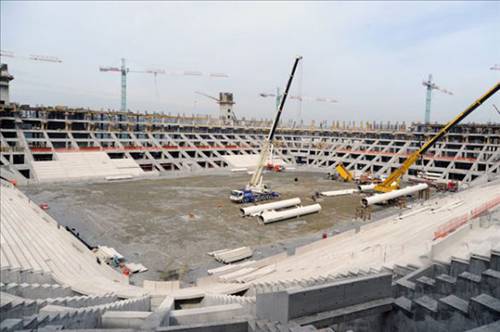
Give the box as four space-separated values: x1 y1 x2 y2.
419 82 500 155
267 56 303 142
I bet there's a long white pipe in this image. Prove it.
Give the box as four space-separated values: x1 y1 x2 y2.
320 189 359 197
358 183 376 192
259 204 321 224
240 198 301 217
361 183 429 207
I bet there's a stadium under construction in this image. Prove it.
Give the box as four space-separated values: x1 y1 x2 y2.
1 56 500 332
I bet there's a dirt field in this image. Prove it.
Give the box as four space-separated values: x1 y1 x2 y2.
22 171 368 283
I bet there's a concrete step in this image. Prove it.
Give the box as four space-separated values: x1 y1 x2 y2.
489 251 500 272
0 282 73 299
430 262 450 277
435 274 457 297
456 272 482 300
0 267 54 285
468 294 500 326
415 276 436 297
450 257 470 278
480 269 500 298
413 295 438 320
393 296 413 318
469 254 490 275
464 320 500 332
393 264 417 278
438 294 469 319
393 279 415 299
28 295 151 330
44 293 118 308
0 318 23 332
0 294 39 320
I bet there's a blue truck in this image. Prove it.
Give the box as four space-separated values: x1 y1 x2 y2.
229 188 280 204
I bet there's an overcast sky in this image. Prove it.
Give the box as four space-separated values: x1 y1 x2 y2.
1 1 499 123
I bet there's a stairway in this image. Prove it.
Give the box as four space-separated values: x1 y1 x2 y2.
390 249 500 331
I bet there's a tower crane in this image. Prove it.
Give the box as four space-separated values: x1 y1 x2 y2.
259 90 338 109
374 82 499 193
422 74 453 124
230 56 303 203
493 104 500 116
99 58 228 113
0 50 62 63
195 91 236 123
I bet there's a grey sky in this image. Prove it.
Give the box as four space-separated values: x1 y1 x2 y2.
1 1 499 123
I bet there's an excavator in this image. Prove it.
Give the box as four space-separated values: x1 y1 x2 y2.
230 56 302 203
374 82 500 193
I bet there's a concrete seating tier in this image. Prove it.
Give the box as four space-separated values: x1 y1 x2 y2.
208 181 500 294
32 152 144 182
0 182 147 298
0 282 74 299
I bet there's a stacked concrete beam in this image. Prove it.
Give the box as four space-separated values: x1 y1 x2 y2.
210 247 253 264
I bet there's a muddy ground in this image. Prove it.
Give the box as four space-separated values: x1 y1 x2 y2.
22 171 387 284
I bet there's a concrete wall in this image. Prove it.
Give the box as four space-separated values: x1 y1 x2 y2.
256 272 392 323
157 320 249 332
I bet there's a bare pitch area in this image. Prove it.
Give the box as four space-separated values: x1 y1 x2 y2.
22 172 363 282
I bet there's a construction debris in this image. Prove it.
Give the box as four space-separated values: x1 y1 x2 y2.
124 262 149 274
95 246 124 266
208 247 253 264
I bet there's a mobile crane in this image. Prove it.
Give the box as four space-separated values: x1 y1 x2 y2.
374 82 500 193
230 56 302 203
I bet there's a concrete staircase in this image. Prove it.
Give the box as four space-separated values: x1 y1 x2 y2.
0 282 74 299
0 267 55 285
390 250 500 331
247 266 390 296
0 290 150 331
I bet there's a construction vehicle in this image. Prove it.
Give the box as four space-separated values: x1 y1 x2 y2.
335 163 354 182
230 56 302 203
374 82 500 193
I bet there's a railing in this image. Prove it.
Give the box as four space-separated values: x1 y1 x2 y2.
30 147 53 152
433 195 500 240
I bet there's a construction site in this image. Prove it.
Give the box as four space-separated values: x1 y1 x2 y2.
1 2 500 331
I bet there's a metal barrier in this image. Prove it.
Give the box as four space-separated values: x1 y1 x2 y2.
433 195 500 240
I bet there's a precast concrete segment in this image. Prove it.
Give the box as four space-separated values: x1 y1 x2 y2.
259 204 322 224
361 183 429 207
240 198 301 216
320 189 359 197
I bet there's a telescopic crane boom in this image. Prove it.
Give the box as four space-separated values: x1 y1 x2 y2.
374 82 500 193
248 56 303 190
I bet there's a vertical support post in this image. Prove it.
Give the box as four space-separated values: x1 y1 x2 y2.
121 58 127 113
425 74 433 124
276 87 281 111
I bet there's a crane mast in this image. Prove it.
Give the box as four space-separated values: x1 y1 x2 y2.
374 82 500 193
248 55 303 191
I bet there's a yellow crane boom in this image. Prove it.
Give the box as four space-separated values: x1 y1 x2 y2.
374 82 500 193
